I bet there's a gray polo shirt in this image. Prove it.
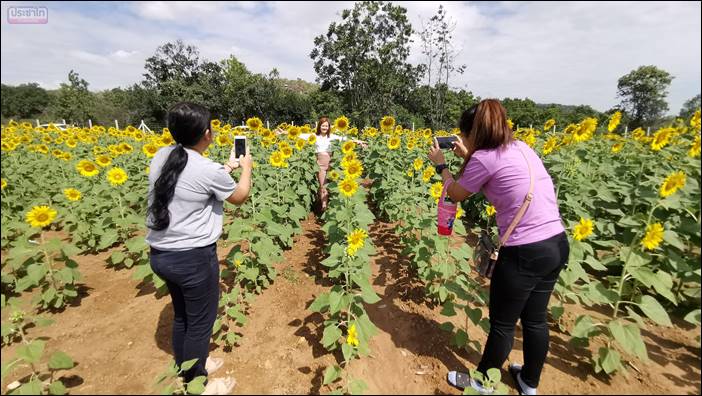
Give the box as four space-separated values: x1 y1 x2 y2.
146 146 237 251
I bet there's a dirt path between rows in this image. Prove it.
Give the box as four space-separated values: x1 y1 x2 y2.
2 215 700 394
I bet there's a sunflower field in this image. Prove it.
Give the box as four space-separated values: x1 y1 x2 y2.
1 109 700 394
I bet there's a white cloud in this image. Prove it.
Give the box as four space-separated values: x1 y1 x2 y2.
1 1 699 116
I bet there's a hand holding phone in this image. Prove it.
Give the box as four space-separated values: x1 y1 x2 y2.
231 136 247 165
434 136 458 150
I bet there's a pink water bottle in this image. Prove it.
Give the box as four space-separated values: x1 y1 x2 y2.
437 182 457 236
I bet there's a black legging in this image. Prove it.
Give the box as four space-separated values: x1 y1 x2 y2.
477 231 569 388
150 243 220 383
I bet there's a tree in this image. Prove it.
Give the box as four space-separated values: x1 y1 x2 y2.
55 70 94 124
617 65 674 128
679 94 701 120
419 5 466 129
310 1 423 126
1 83 50 120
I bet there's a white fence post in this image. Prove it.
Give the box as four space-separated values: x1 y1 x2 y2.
115 120 119 130
36 119 40 127
266 120 270 130
624 125 628 138
552 125 556 133
412 122 415 132
646 127 651 136
88 119 92 128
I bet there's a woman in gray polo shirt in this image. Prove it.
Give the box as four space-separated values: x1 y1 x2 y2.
146 102 252 395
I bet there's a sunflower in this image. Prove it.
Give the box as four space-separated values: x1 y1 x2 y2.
690 110 700 131
430 182 443 200
95 154 112 167
660 171 686 198
64 188 82 201
387 136 401 150
211 119 222 129
380 116 395 131
486 205 496 217
106 167 128 186
406 140 416 151
334 116 349 132
307 134 317 145
346 324 360 347
608 111 622 132
632 128 645 141
65 139 77 149
455 206 464 219
1 178 7 190
133 130 145 142
573 218 594 241
338 177 358 198
216 134 233 146
36 144 49 154
295 139 306 151
573 118 597 143
76 160 100 177
288 126 301 141
364 127 378 137
346 229 368 256
62 152 73 161
328 170 340 181
641 223 664 250
507 119 514 130
143 143 159 158
246 117 262 131
543 119 556 131
343 160 363 179
269 151 288 168
281 146 293 159
689 135 701 158
651 128 673 151
25 205 57 228
611 143 624 153
342 141 356 154
413 158 424 171
542 137 558 155
341 152 357 167
406 170 414 178
422 166 435 183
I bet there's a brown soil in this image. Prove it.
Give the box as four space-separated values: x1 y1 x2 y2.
2 215 700 395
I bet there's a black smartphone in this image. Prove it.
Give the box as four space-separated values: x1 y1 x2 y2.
435 136 458 150
234 136 247 159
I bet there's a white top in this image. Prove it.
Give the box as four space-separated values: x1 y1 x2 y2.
146 146 237 251
299 133 347 153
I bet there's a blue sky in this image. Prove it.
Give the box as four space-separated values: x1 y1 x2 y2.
2 1 700 115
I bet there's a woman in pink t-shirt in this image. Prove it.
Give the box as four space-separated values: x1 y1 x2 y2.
428 99 569 395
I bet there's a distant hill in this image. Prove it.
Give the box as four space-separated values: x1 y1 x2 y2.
275 78 318 95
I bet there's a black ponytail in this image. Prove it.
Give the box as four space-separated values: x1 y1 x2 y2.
147 102 211 231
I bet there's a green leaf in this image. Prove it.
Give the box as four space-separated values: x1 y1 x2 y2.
180 358 199 372
48 381 67 395
637 295 672 327
441 301 457 317
466 307 482 325
662 230 686 251
598 347 622 374
308 293 329 312
550 305 565 321
186 376 207 395
684 309 701 325
48 351 74 370
17 340 45 364
12 379 43 395
454 329 468 348
608 320 648 360
571 315 596 338
323 365 342 385
439 322 455 332
110 251 126 264
322 325 342 349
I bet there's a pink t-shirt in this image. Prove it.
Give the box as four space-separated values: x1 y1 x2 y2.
457 140 565 246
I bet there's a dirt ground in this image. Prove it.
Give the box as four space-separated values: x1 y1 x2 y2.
2 215 700 395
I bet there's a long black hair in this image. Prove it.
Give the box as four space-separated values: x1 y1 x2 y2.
147 102 211 230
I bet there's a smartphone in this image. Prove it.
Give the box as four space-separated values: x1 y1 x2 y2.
435 136 458 150
234 136 247 160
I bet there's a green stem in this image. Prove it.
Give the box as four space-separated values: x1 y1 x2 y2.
613 202 660 318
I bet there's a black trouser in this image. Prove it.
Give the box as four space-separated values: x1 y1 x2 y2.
150 243 220 383
476 231 569 388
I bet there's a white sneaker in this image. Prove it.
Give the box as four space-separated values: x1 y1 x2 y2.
202 377 236 395
205 357 224 375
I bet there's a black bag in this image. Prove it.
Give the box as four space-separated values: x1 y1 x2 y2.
476 230 499 278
